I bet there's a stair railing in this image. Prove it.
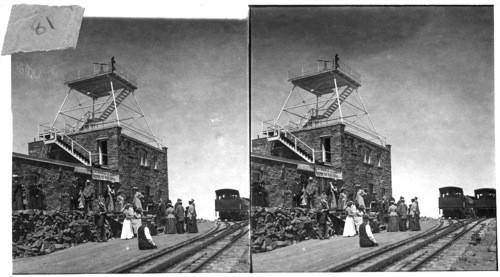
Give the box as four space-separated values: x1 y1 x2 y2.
265 122 316 162
41 125 92 165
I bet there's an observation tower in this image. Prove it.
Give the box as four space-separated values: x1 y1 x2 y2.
262 58 386 163
38 60 162 166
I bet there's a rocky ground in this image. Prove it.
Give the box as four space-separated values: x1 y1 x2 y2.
450 218 497 271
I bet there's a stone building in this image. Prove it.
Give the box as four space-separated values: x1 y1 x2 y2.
251 59 392 209
12 61 168 211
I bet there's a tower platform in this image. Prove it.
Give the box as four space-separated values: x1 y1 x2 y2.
287 61 361 95
64 63 138 98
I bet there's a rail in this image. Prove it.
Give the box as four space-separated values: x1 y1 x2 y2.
64 62 138 87
38 123 92 165
287 60 361 84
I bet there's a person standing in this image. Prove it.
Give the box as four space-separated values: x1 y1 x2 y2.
326 182 338 210
111 56 116 72
106 184 115 212
120 203 134 239
317 193 330 239
165 202 177 234
186 200 198 233
397 198 408 232
138 218 157 250
359 214 379 248
83 180 95 212
338 188 347 210
356 185 366 209
131 207 143 236
409 198 419 231
354 205 364 233
291 178 303 208
38 184 46 210
174 199 185 234
115 191 124 212
78 188 85 210
414 197 421 231
343 201 357 237
156 198 166 228
387 200 399 232
95 195 108 242
13 176 24 210
133 190 143 210
305 177 318 209
334 54 340 69
69 181 80 211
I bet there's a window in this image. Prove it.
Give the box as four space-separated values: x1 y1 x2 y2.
98 140 108 166
368 184 374 195
153 156 159 170
252 169 263 183
321 137 332 163
139 150 148 166
29 172 40 186
362 147 371 164
377 153 382 167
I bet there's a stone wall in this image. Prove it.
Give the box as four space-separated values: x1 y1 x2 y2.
250 123 392 208
251 156 301 209
117 135 169 204
12 154 82 211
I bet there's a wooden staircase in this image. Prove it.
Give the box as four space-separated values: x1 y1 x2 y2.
98 89 131 122
267 126 315 163
40 125 93 166
321 85 355 118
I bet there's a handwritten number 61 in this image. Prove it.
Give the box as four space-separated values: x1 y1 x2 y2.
32 16 55 35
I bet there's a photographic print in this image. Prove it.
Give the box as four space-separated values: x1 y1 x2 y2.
8 10 250 274
250 6 496 272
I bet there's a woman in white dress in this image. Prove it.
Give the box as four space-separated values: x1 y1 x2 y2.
120 204 134 239
343 201 357 237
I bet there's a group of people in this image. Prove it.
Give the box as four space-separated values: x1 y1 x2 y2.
154 198 199 235
386 196 421 232
12 175 46 210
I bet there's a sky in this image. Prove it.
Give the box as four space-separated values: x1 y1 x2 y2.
10 17 248 220
250 6 494 218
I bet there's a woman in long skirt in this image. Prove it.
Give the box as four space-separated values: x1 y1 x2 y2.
343 202 357 237
186 200 198 233
165 203 177 234
121 204 134 239
387 200 399 232
409 199 420 231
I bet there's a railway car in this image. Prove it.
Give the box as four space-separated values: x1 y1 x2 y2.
438 186 475 219
215 188 249 221
474 188 496 218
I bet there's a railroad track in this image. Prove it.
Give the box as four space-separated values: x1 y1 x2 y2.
109 221 248 273
328 218 490 272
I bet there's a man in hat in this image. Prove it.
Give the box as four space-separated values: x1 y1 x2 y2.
305 177 318 209
359 214 378 248
95 195 108 242
138 217 158 250
174 199 185 233
317 193 330 239
83 180 95 212
397 197 408 231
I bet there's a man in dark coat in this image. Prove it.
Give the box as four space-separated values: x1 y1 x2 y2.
359 214 379 248
138 218 157 250
69 181 80 211
13 176 24 210
95 196 108 242
397 198 408 231
291 178 303 208
174 199 185 234
83 180 95 212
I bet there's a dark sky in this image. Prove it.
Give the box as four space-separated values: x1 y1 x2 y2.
11 17 248 220
250 6 494 217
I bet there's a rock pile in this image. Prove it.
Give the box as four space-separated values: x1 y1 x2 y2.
12 209 115 259
251 206 344 253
